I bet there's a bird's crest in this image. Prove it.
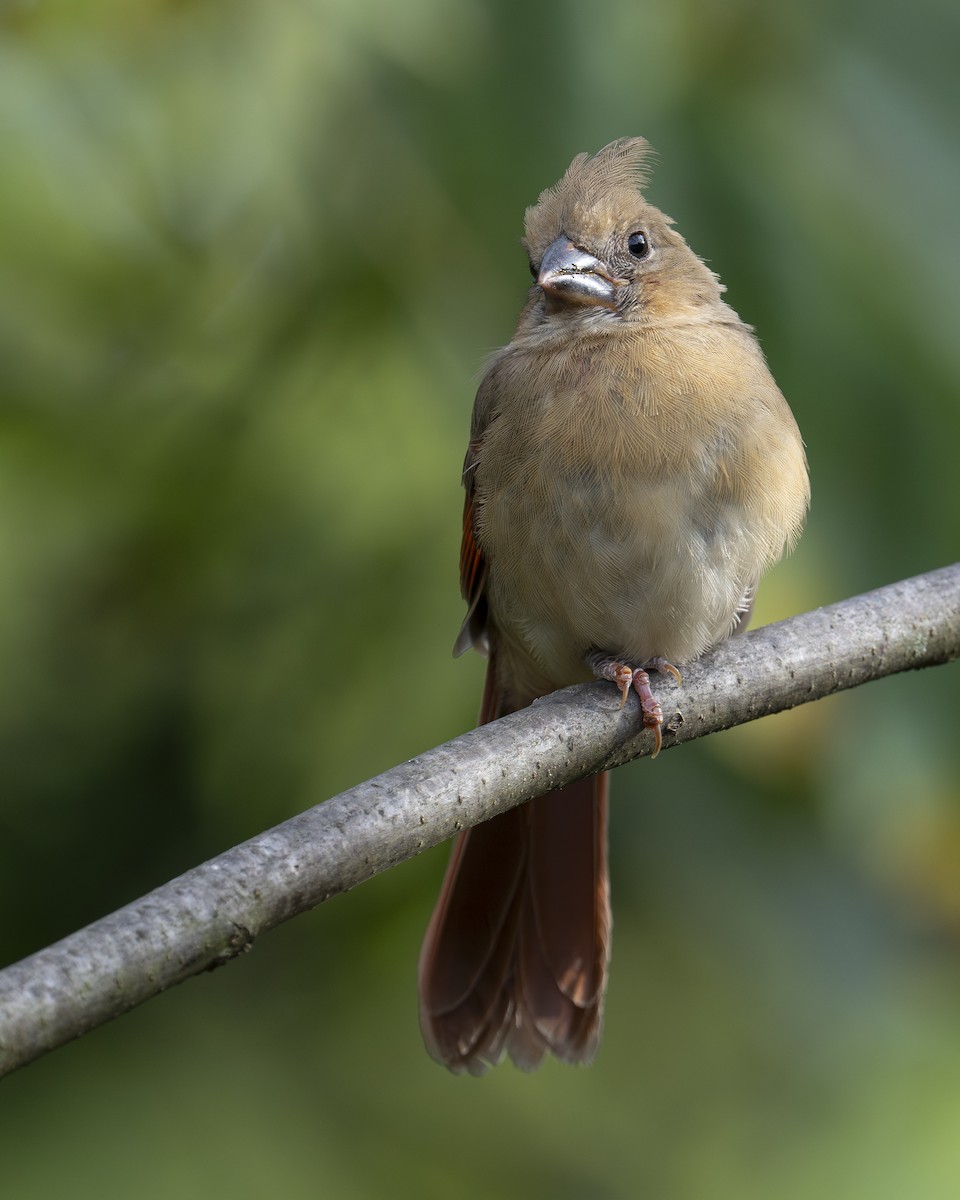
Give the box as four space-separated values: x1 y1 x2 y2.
524 138 658 250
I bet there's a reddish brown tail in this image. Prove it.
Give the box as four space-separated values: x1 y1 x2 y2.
418 776 610 1074
418 661 611 1073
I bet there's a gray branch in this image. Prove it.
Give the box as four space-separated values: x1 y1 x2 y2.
1 564 958 1078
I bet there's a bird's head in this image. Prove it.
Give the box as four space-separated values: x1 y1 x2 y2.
522 138 724 325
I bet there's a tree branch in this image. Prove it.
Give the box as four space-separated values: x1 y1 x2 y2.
1 564 958 1078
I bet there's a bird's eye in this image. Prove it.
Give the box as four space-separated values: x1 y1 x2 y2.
528 259 539 280
627 231 650 259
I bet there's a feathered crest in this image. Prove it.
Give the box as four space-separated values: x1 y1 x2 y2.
524 138 657 250
554 137 655 197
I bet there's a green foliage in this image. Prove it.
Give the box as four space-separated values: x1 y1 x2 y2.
0 1 958 1196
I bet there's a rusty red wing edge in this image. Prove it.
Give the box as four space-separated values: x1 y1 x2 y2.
459 490 485 607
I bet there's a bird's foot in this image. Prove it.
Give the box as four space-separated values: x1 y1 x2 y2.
586 653 682 760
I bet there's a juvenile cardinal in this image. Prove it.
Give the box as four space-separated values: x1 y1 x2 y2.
418 138 809 1074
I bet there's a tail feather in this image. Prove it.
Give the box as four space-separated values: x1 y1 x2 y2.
417 808 527 1072
418 661 611 1074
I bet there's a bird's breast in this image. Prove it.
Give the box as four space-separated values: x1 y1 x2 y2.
471 326 807 690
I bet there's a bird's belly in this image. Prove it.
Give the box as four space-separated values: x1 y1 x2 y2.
479 467 752 688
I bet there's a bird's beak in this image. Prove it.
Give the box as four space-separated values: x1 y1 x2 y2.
537 236 623 311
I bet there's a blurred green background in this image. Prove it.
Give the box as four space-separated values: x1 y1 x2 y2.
1 0 958 1196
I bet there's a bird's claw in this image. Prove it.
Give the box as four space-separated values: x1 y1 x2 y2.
590 654 680 760
646 656 683 687
610 664 634 707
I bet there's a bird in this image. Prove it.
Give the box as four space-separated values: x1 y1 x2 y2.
417 137 809 1075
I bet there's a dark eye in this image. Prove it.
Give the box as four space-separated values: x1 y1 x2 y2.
528 259 538 280
627 231 650 259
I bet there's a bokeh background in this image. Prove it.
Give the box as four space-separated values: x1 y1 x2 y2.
1 0 958 1196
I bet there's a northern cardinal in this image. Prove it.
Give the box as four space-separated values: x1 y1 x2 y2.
418 138 808 1074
